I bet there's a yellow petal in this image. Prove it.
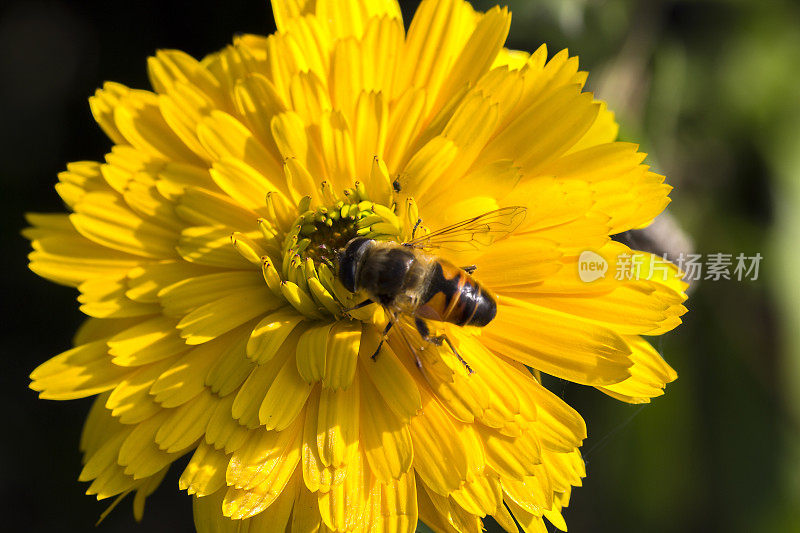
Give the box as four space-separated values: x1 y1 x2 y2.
223 450 301 520
118 411 182 479
227 416 304 491
71 192 179 259
197 111 283 194
132 467 169 521
397 136 458 201
272 0 318 33
597 335 678 403
301 387 334 493
149 334 231 407
420 481 483 533
361 15 405 97
478 84 599 173
383 87 426 172
30 340 129 400
433 6 511 113
292 484 323 533
74 317 143 346
27 233 140 287
358 327 422 423
108 316 187 366
247 309 305 364
319 110 357 191
209 156 285 212
296 322 334 384
233 350 290 429
52 161 110 207
400 0 476 110
23 212 83 239
352 92 389 181
176 226 254 268
315 0 402 40
78 275 162 318
147 49 224 108
478 425 541 481
177 287 279 345
323 320 361 391
290 69 332 126
506 499 548 533
206 394 250 454
159 271 266 317
176 186 262 231
569 100 619 153
409 389 469 495
157 83 215 163
232 73 287 158
125 261 217 304
376 470 419 532
417 92 501 204
473 236 563 291
113 89 201 164
359 374 413 482
259 351 315 431
155 389 216 452
317 377 360 468
271 112 312 173
105 359 172 424
81 431 137 499
448 332 525 432
89 82 129 145
526 282 686 336
205 331 254 397
483 299 633 386
318 449 369 531
503 360 586 452
179 442 228 497
80 396 124 464
451 472 501 517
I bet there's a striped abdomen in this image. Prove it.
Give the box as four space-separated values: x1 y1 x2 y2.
417 260 497 327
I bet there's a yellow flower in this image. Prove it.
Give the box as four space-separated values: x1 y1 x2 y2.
25 0 688 531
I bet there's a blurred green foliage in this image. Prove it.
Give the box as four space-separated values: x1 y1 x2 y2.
472 0 800 531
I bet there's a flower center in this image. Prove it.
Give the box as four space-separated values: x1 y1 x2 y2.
261 183 406 321
282 187 402 270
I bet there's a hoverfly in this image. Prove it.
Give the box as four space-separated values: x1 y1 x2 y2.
337 206 527 372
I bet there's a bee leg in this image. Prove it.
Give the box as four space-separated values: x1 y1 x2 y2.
414 317 443 346
413 317 436 343
371 320 395 361
344 299 374 312
414 318 474 374
396 322 424 370
442 336 474 375
461 265 477 275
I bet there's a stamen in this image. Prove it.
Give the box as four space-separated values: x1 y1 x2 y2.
267 184 405 320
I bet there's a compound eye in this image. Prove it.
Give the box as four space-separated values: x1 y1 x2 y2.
339 259 357 292
338 237 372 292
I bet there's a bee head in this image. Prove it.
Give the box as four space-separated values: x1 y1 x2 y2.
338 237 374 293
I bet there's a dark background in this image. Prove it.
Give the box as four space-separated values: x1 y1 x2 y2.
2 0 798 531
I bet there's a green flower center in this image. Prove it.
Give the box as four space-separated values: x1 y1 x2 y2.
267 183 404 320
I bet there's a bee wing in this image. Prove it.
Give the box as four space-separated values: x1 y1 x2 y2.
405 206 527 252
